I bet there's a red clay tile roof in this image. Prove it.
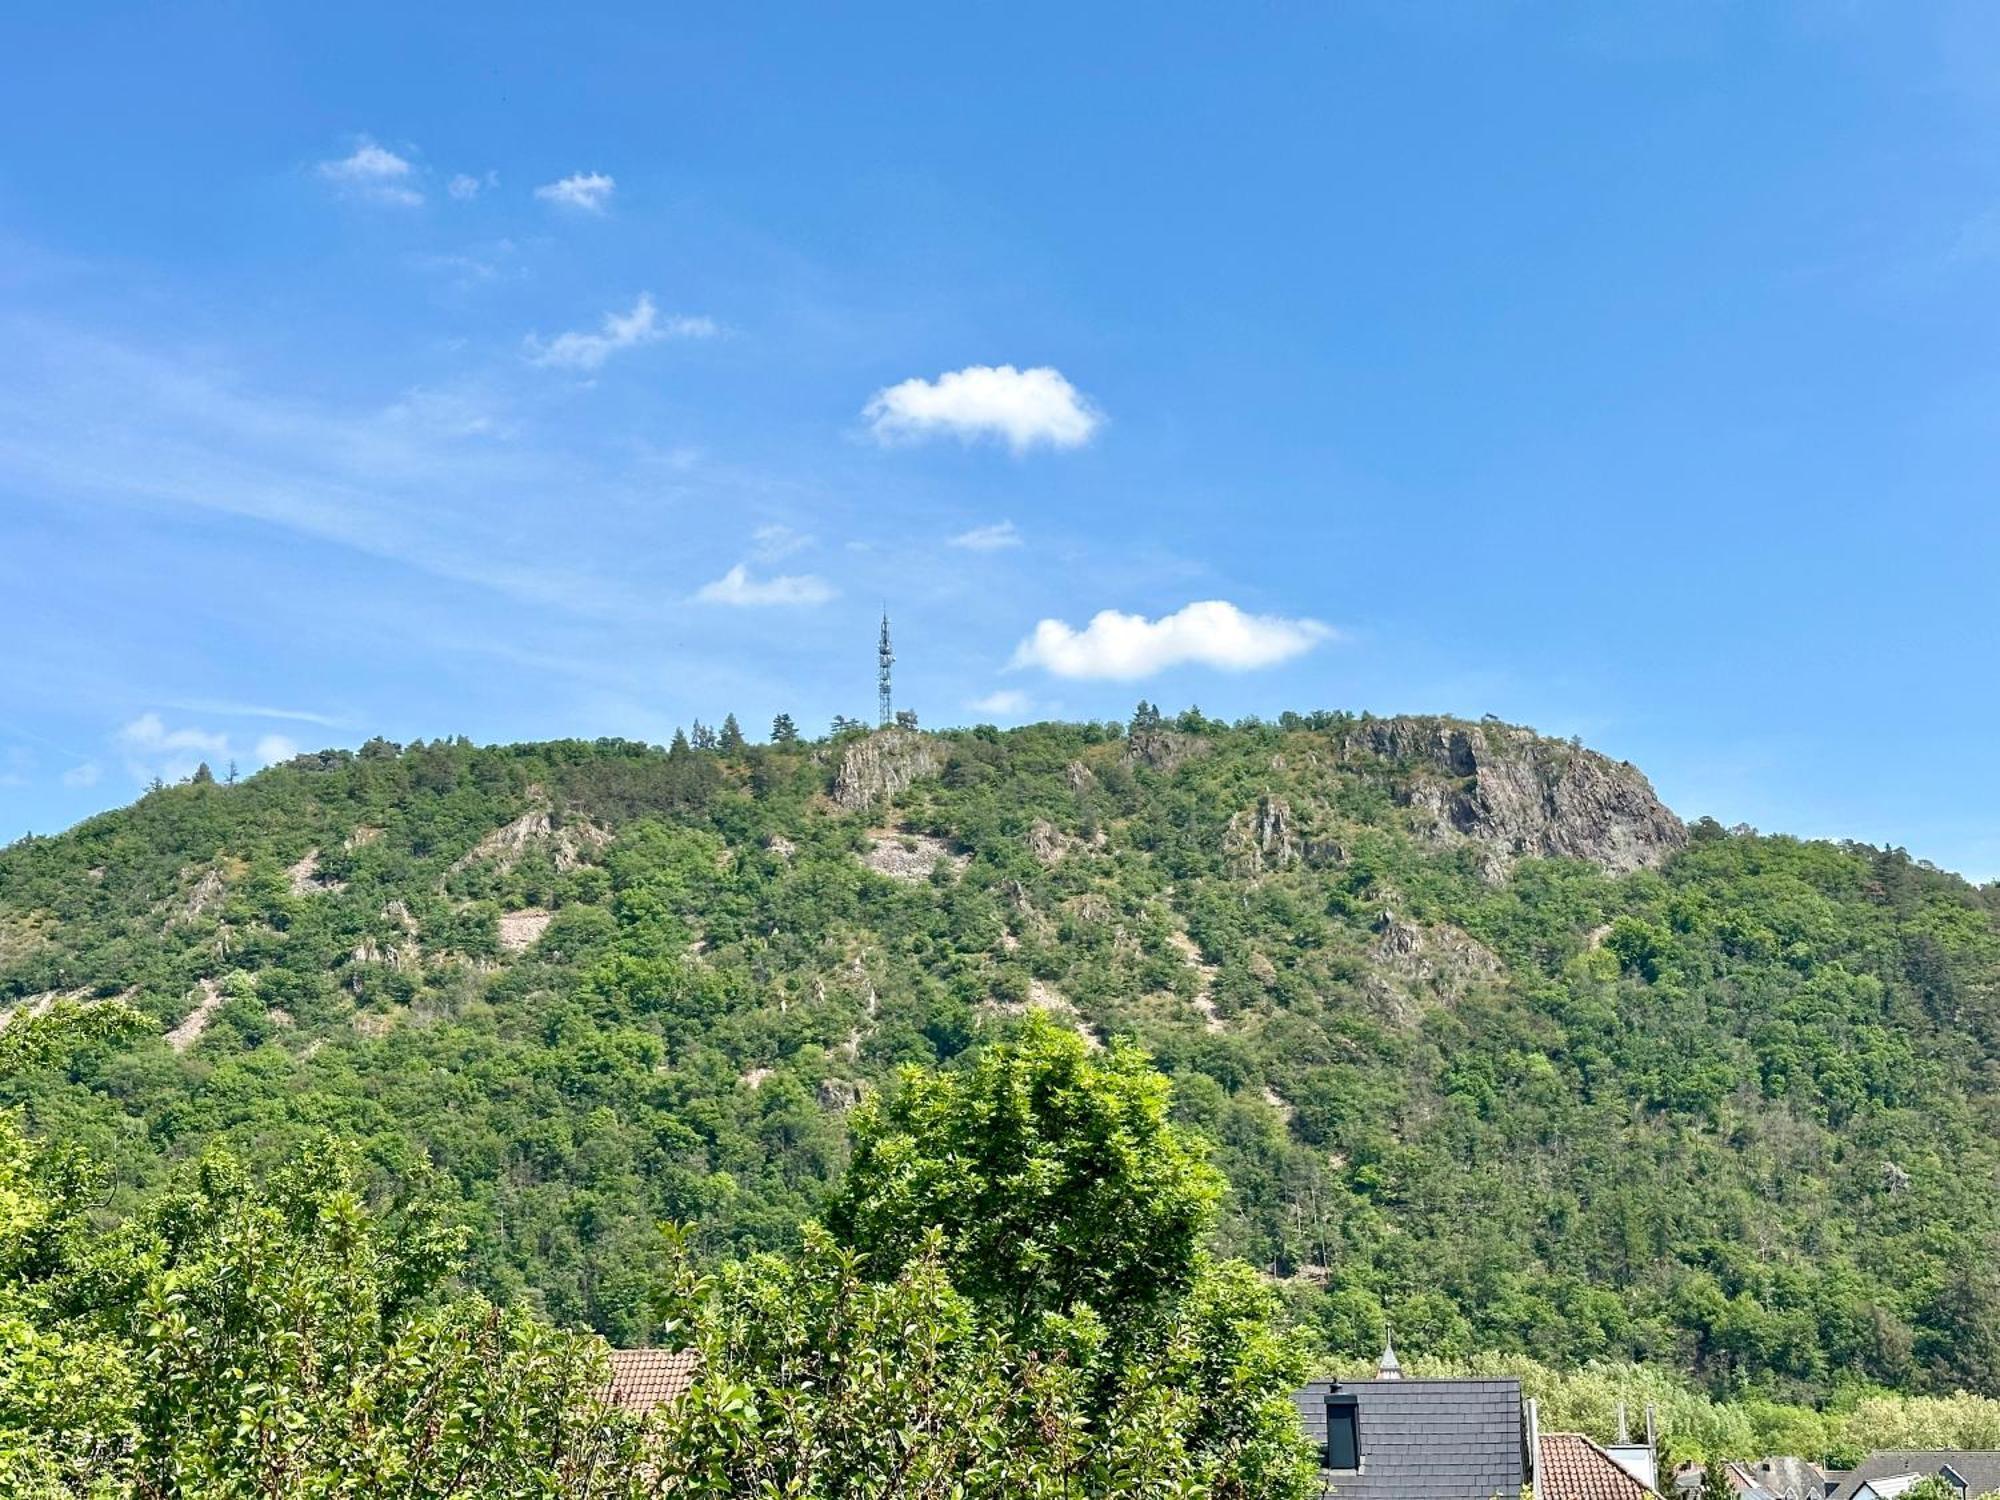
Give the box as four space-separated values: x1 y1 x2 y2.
604 1348 700 1413
1542 1433 1658 1500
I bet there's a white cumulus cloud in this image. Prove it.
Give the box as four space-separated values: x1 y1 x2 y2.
535 171 616 212
318 140 423 206
1009 601 1334 681
948 520 1022 551
61 763 102 788
117 713 228 756
524 294 717 371
115 713 230 784
967 689 1032 717
694 564 835 607
111 714 312 785
865 365 1100 452
447 172 490 200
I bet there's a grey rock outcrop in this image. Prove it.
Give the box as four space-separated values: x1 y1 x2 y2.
1343 717 1685 879
1223 794 1343 875
447 787 610 878
1225 795 1301 874
832 730 942 812
1124 728 1209 774
1370 912 1501 992
1363 912 1503 1026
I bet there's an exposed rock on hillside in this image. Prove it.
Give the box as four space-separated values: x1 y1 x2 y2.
1343 716 1685 878
448 788 609 878
1124 727 1209 774
286 849 346 896
861 830 966 883
1026 818 1103 867
1165 928 1225 1033
817 1077 862 1111
165 978 223 1053
832 730 941 812
980 978 1101 1049
1224 794 1341 875
286 850 322 895
1363 912 1503 1026
171 868 227 924
1226 795 1301 874
0 988 82 1032
497 909 552 953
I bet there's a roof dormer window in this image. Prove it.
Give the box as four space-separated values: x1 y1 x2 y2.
1326 1397 1360 1472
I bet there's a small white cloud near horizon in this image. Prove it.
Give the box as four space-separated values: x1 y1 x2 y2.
61 763 102 788
949 520 1023 551
524 294 717 371
255 734 300 765
967 689 1033 717
318 139 423 206
694 564 836 607
1010 601 1335 681
535 171 616 212
865 365 1100 452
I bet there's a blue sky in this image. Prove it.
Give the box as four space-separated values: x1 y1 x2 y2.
4 4 2000 876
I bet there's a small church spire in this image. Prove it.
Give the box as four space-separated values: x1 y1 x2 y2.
1377 1337 1403 1380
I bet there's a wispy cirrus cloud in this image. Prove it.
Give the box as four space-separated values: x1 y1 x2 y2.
0 317 665 620
317 139 423 206
535 171 616 213
1010 600 1334 680
866 365 1100 452
751 523 812 561
160 699 349 728
524 294 717 371
967 689 1033 717
694 564 835 607
948 520 1022 551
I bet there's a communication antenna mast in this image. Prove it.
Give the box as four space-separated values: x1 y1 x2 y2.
877 608 895 728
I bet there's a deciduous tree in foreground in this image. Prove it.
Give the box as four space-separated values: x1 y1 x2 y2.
0 1008 1316 1498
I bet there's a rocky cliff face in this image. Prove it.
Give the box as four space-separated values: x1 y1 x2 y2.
1363 911 1504 1026
831 730 943 812
1222 794 1343 875
1343 716 1686 879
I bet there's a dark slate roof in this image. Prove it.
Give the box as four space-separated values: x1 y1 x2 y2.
1293 1378 1527 1500
1830 1452 2000 1500
1737 1458 1829 1500
1541 1433 1657 1500
603 1348 700 1412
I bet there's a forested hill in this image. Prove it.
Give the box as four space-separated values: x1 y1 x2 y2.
4 711 1999 1402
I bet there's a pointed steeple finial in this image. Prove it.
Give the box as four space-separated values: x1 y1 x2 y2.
1377 1337 1403 1380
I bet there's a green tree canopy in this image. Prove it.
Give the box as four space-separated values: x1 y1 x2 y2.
830 1013 1224 1338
